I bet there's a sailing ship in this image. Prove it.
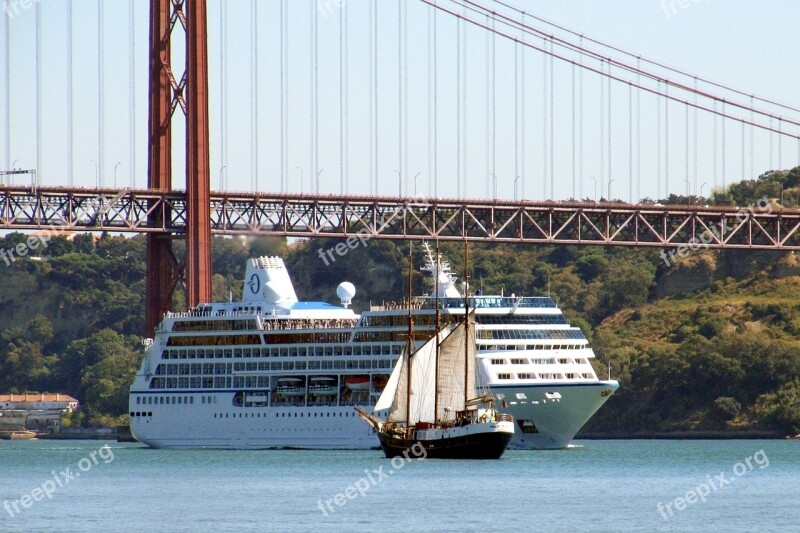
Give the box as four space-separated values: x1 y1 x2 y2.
357 247 515 459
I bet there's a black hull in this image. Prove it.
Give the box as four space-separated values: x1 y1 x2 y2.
377 431 512 459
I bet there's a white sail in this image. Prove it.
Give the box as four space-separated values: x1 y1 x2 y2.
374 353 403 412
436 320 477 422
387 327 451 424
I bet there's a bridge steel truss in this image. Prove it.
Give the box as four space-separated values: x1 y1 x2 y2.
2 186 800 251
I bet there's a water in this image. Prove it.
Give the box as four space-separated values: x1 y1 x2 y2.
1 440 797 532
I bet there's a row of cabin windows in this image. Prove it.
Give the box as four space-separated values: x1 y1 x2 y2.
213 411 357 419
154 359 395 379
489 357 589 366
135 395 218 405
161 344 401 360
496 372 595 380
479 343 587 352
477 329 586 341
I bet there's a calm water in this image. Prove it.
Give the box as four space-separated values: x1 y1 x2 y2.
1 439 797 532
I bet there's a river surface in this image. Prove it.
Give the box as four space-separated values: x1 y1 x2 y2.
1 439 797 532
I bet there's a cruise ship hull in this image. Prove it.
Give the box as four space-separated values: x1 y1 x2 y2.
130 380 618 450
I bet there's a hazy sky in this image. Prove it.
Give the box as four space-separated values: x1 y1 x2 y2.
2 0 799 202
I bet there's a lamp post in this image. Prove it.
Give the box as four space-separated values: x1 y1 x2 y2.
113 162 122 188
608 178 616 201
700 182 708 202
514 176 520 201
490 172 497 200
414 172 421 198
316 169 325 194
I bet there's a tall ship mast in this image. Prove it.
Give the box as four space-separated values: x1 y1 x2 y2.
357 245 515 459
129 251 619 450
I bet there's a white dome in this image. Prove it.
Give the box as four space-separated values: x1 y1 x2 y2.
337 282 356 307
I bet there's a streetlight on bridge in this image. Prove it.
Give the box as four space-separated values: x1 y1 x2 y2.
589 176 598 203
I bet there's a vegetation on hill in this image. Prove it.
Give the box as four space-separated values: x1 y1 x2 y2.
1 168 799 435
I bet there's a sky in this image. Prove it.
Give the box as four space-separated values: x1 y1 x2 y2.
2 0 799 202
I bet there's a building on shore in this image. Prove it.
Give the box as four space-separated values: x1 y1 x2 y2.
0 394 79 432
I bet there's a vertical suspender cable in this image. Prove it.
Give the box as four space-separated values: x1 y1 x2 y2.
397 0 402 196
749 96 754 178
128 0 135 189
461 2 467 196
339 4 345 193
777 118 782 170
571 62 575 199
3 3 8 179
636 58 641 202
96 1 105 186
369 0 376 195
713 101 717 191
36 1 42 185
251 0 258 191
220 1 226 190
542 37 548 200
68 0 74 186
492 17 497 198
741 119 746 181
578 36 583 200
722 102 726 191
456 11 462 198
402 1 408 197
549 39 554 199
657 81 661 198
685 104 689 195
628 82 632 202
428 7 433 197
310 0 316 186
520 12 526 200
311 0 318 191
485 16 491 198
514 36 518 199
768 117 773 170
693 78 697 196
280 0 286 192
665 84 669 195
599 59 604 199
432 7 438 198
606 62 611 199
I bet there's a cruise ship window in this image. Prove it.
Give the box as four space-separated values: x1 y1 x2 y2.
136 397 141 405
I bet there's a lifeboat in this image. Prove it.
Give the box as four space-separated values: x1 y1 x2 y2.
345 375 371 392
309 376 338 396
275 376 306 397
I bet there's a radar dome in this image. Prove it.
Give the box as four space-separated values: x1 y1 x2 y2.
337 282 356 308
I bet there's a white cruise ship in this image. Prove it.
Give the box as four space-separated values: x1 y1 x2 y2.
129 248 619 450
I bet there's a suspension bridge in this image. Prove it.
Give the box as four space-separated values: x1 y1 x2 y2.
0 1 798 333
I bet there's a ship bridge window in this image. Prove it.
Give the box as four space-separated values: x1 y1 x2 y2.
558 358 572 364
497 373 513 380
491 359 506 365
518 373 536 379
334 347 342 356
511 358 529 365
344 347 352 356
